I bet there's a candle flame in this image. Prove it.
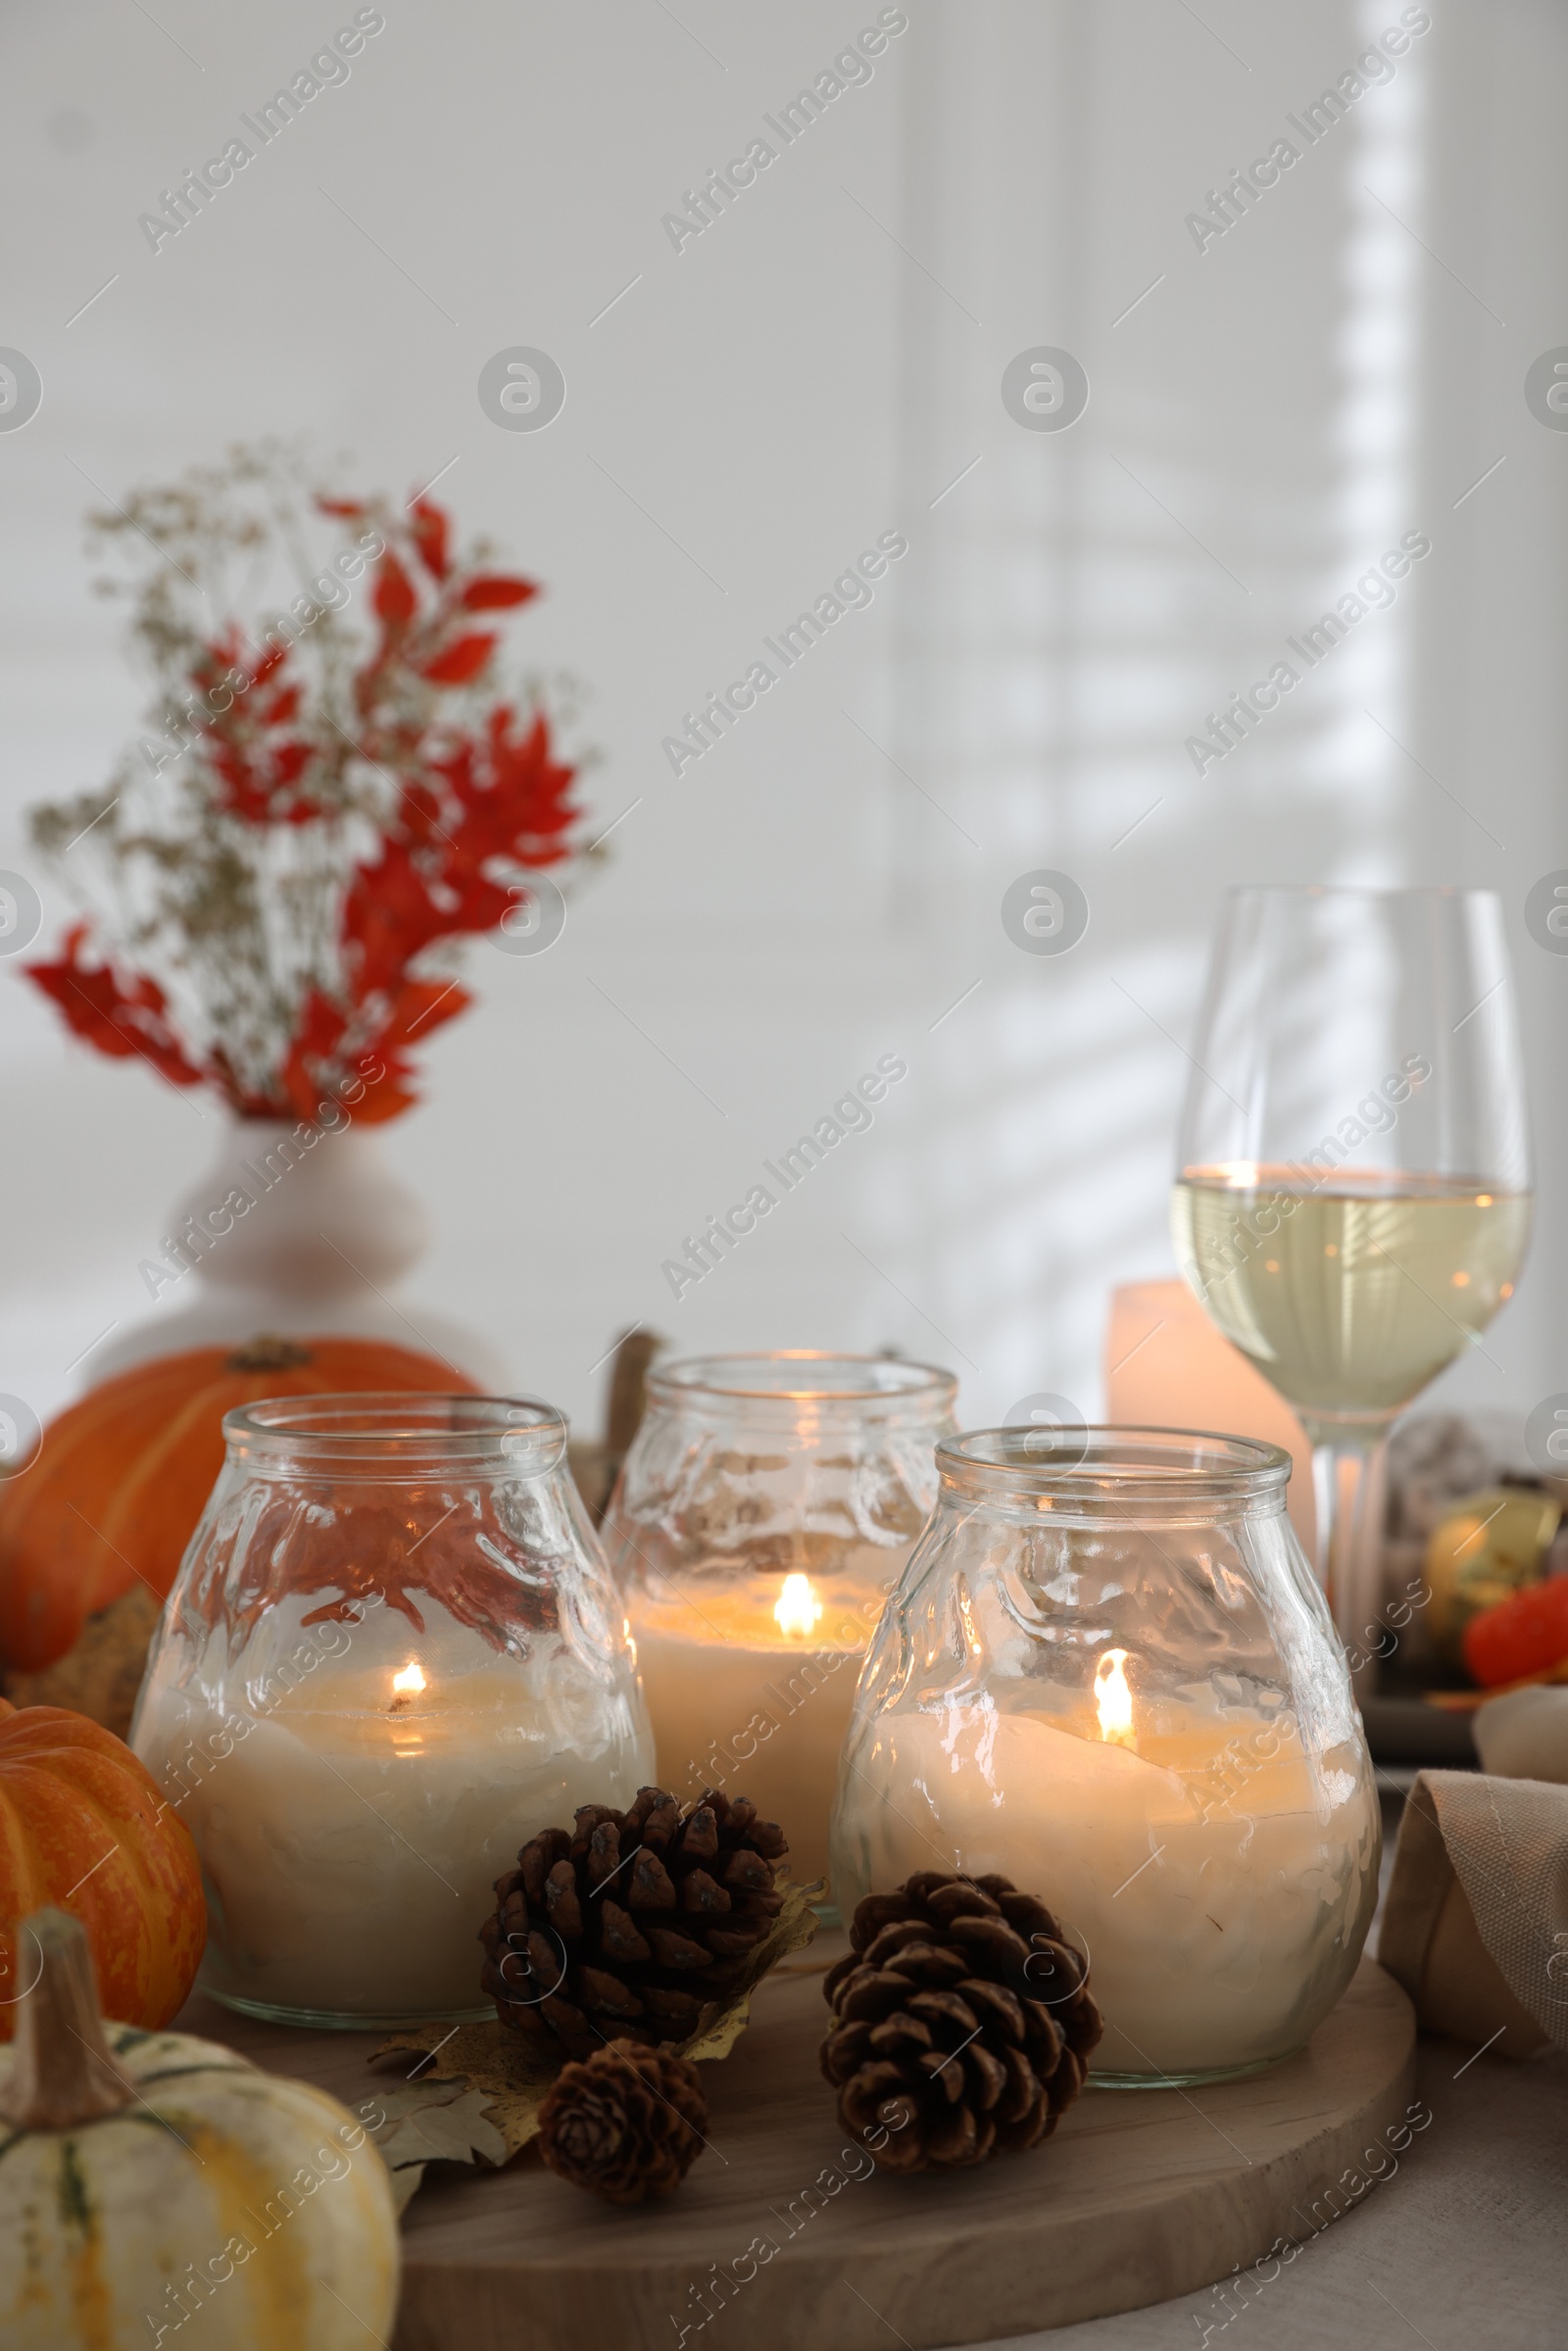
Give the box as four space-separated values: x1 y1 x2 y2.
1095 1647 1135 1747
774 1572 823 1640
392 1662 426 1695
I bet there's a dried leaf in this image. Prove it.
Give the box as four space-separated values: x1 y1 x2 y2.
421 631 498 685
679 1874 823 2062
408 498 451 581
369 2081 509 2214
371 1874 824 2207
461 575 538 610
372 549 417 628
371 2021 561 2164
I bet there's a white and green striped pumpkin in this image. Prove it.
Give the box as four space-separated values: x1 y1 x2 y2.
0 1910 399 2350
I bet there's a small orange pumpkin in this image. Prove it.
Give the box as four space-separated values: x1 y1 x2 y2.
0 1699 205 2039
0 1335 480 1676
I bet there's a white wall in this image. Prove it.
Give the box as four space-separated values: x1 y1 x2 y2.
0 0 1562 1447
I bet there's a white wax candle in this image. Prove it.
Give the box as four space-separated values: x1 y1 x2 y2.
632 1572 880 1886
831 1700 1380 2077
137 1648 650 2021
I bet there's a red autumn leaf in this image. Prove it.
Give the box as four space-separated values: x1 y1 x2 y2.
296 986 352 1058
379 976 471 1049
460 575 538 611
347 1070 418 1123
340 836 452 997
316 497 367 518
409 499 451 581
373 551 417 629
394 782 447 847
190 633 244 704
210 740 273 825
420 633 497 686
270 742 312 788
276 989 354 1120
276 1044 324 1123
26 924 206 1089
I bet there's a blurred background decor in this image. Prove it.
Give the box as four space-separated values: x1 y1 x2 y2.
4 2 1563 1454
24 448 582 1379
1382 1411 1568 1689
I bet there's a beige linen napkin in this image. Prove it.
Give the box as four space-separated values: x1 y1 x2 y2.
1379 1769 1568 2059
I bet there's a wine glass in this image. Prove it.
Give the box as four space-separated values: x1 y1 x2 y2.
1171 886 1532 1677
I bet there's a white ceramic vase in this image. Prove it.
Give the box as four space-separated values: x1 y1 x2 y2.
91 1116 506 1387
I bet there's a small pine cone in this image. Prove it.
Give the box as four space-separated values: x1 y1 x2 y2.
479 1786 789 2059
537 2038 709 2203
819 1871 1102 2172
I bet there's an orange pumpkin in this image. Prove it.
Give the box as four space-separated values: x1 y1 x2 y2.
0 1699 205 2039
0 1336 480 1676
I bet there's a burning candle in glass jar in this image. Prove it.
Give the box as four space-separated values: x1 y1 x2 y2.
137 1634 651 2026
606 1352 957 1901
832 1428 1381 2082
631 1563 870 1888
834 1642 1378 2079
130 1394 657 2030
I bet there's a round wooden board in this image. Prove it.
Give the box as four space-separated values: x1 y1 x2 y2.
184 1947 1416 2350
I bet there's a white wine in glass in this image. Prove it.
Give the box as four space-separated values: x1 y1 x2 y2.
1172 890 1532 1676
1172 1172 1530 1418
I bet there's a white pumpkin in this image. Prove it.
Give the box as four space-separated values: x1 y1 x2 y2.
0 1909 400 2350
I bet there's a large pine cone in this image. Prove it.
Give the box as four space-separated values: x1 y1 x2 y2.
480 1786 788 2058
537 2038 709 2203
820 1871 1102 2171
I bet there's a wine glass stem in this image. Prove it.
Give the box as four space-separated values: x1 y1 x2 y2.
1309 1435 1386 1690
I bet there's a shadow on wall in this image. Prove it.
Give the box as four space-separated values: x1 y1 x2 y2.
874 0 1426 1421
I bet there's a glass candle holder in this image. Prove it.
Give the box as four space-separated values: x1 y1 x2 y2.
130 1395 654 2030
602 1353 956 1888
829 1428 1380 2085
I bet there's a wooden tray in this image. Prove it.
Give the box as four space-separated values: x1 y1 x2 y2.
182 1949 1416 2349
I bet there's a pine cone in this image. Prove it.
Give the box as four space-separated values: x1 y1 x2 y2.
819 1871 1102 2171
480 1786 788 2058
537 2037 709 2203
